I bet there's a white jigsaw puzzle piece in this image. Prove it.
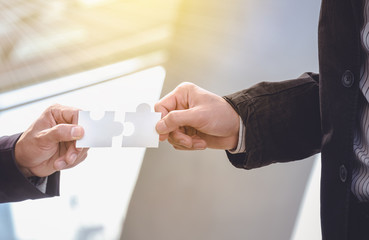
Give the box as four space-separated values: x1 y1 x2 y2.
76 111 124 148
76 103 161 148
122 103 161 148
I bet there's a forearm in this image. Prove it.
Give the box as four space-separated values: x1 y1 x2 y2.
224 72 322 169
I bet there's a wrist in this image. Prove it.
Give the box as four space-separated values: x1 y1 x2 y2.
228 135 239 151
14 135 34 178
17 165 34 178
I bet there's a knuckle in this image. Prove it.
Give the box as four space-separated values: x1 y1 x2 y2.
35 131 52 148
35 132 45 144
179 81 194 87
48 103 61 111
177 82 194 90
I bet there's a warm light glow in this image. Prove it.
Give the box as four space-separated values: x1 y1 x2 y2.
0 0 181 92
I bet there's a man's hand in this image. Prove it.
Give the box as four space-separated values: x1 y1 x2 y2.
155 82 240 150
15 104 89 177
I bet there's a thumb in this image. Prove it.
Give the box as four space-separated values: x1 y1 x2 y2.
156 109 198 134
40 124 84 143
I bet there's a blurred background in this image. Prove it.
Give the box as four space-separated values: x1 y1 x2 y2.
0 0 322 239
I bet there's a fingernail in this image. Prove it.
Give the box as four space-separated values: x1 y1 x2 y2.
69 153 77 164
156 120 167 133
179 140 190 148
71 126 83 139
194 143 206 150
55 161 67 170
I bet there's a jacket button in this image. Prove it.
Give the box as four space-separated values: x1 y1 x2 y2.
342 70 354 87
340 165 347 183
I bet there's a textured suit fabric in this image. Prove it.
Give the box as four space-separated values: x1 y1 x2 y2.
224 0 367 239
0 133 60 203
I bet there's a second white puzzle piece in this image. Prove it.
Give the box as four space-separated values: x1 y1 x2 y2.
76 103 161 148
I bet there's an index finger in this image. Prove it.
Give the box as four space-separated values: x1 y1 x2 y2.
155 92 177 118
48 104 81 125
155 83 191 118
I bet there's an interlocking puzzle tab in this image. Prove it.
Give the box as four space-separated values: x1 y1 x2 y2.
76 103 161 148
76 111 124 148
122 103 161 148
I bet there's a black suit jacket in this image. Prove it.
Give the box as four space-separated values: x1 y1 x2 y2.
224 0 364 239
0 133 60 203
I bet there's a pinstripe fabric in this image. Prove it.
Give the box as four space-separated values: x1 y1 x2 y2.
351 0 369 202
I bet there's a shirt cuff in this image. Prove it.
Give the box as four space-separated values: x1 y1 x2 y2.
228 116 246 154
27 176 48 194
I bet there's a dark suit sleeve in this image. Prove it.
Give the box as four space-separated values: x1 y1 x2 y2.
0 133 60 203
223 72 322 169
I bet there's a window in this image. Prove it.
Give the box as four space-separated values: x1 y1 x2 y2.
0 0 180 91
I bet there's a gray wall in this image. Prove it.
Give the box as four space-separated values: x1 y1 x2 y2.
121 0 321 239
